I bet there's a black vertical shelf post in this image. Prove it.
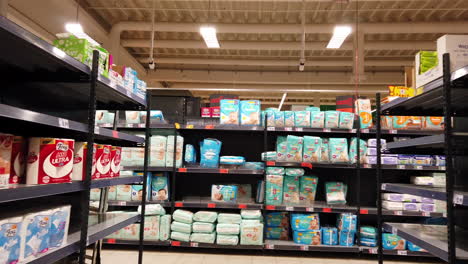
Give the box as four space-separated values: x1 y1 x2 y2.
376 93 383 264
442 53 456 263
262 112 269 248
356 116 361 248
170 128 178 213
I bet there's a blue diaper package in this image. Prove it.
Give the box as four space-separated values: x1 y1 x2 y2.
0 216 23 264
329 138 349 164
360 226 377 239
321 227 338 245
220 156 245 165
294 111 311 127
150 110 164 122
293 230 322 245
200 138 222 168
286 135 304 162
265 227 289 240
243 162 264 170
349 138 367 164
291 214 320 231
220 99 240 125
23 210 53 260
265 212 289 227
211 185 238 203
151 172 169 201
49 206 71 248
240 100 261 126
263 109 277 127
360 237 377 247
311 111 325 128
325 111 340 128
382 233 406 250
274 111 285 127
407 241 426 252
337 213 357 232
339 230 355 246
339 112 355 129
184 144 196 164
284 111 295 127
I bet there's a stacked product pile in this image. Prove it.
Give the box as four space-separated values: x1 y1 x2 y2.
380 116 443 131
359 226 426 252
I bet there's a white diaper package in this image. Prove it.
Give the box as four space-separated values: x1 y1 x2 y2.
116 185 132 201
144 216 160 241
121 147 133 166
240 210 262 220
274 111 285 127
150 136 167 167
325 111 340 128
216 235 239 245
403 203 421 211
20 209 53 261
120 224 139 240
329 138 349 164
220 99 240 125
171 221 192 234
411 176 434 186
166 136 184 168
382 201 403 210
90 188 101 201
173 209 194 224
171 231 190 242
138 204 165 216
159 215 171 241
132 147 145 167
216 224 240 235
190 233 216 244
242 220 262 225
240 222 263 245
193 211 218 223
193 222 215 233
240 100 261 126
72 142 96 181
218 213 242 224
49 206 71 249
311 111 325 128
0 216 23 264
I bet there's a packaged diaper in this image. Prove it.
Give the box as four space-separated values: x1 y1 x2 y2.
320 139 330 163
116 185 132 201
241 210 262 220
142 216 160 241
367 138 387 148
242 220 261 225
291 214 320 231
423 116 444 130
166 135 183 168
381 116 393 129
339 230 355 246
306 107 320 112
329 138 349 164
131 184 146 201
321 227 338 245
299 176 318 202
325 182 347 205
90 188 101 201
263 109 277 127
220 156 245 165
149 136 166 167
120 224 139 240
173 209 194 224
49 206 71 248
349 138 367 164
266 175 284 205
283 176 300 204
240 222 263 245
360 237 377 247
193 211 218 223
355 99 372 129
325 111 340 128
393 116 422 130
184 144 196 164
0 216 23 264
397 154 413 165
219 99 239 125
262 151 277 161
211 185 238 203
274 111 285 127
382 154 398 165
21 209 52 261
216 223 240 235
286 135 304 162
412 155 433 166
236 184 252 201
108 186 117 200
240 100 261 126
192 222 215 233
171 231 190 242
310 111 325 128
243 162 264 170
217 235 239 245
382 233 406 250
381 193 404 202
125 111 141 124
403 202 421 211
200 138 222 168
256 180 265 203
159 215 171 241
265 212 289 228
276 136 287 162
284 111 295 127
433 155 446 166
294 111 311 127
151 173 169 201
407 241 427 252
285 168 304 177
411 176 434 186
266 167 285 176
339 112 355 129
337 213 357 232
266 227 289 240
217 213 242 224
138 204 165 216
171 221 192 234
382 201 404 210
190 233 216 244
95 110 114 124
293 230 321 245
360 226 377 239
303 136 322 163
149 110 164 123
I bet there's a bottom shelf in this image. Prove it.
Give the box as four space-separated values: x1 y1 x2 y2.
104 239 171 246
264 240 360 252
171 241 263 250
360 246 433 257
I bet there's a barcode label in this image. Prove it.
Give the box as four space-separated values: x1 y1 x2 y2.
285 206 294 211
190 242 199 247
58 118 69 129
362 129 369 133
323 128 331 132
422 212 430 217
267 127 275 131
265 244 274 249
397 250 407 255
394 211 403 216
349 129 357 133
305 207 314 212
94 127 100 134
369 248 378 254
295 128 303 132
440 166 446 171
285 127 293 131
300 245 309 251
117 201 126 206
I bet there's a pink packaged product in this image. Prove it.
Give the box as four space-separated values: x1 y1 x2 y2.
73 142 97 181
110 146 122 178
403 203 420 211
94 144 112 179
9 136 27 184
26 138 75 184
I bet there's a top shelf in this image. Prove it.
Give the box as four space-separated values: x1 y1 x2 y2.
0 17 146 110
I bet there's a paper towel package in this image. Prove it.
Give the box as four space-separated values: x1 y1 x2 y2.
20 209 52 261
9 136 27 184
240 100 261 126
109 146 121 177
0 134 13 186
149 136 166 167
159 215 171 241
116 185 132 201
151 173 169 201
26 138 75 184
0 216 23 264
49 206 71 248
220 99 240 125
94 144 111 179
72 142 96 181
144 216 160 241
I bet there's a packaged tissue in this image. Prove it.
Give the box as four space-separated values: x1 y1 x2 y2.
337 213 357 231
283 176 300 204
240 100 260 126
325 111 340 128
166 135 183 168
241 210 262 220
265 167 285 176
266 175 284 205
190 233 216 244
265 212 289 228
171 221 192 234
8 136 27 184
218 213 242 224
339 112 355 129
325 182 347 205
216 223 240 235
286 135 304 162
220 99 240 125
300 176 318 202
184 144 196 164
321 227 338 245
293 230 321 245
200 138 222 168
217 235 238 245
171 231 190 242
173 209 194 224
73 142 96 181
159 215 171 241
382 233 406 250
266 227 289 240
211 185 238 202
294 111 311 127
320 139 330 163
311 111 325 128
220 156 245 165
149 136 166 167
356 99 372 129
49 206 71 248
303 136 322 163
285 168 304 177
349 138 367 164
192 222 215 233
291 214 320 231
193 211 218 223
274 111 285 127
284 111 295 127
360 226 377 239
240 222 263 245
151 173 169 201
116 185 132 201
339 230 355 246
21 210 52 261
0 216 23 264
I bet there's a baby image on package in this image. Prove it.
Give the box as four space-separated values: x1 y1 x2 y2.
291 213 320 231
220 99 240 125
299 176 318 202
211 185 238 202
151 173 169 201
284 111 295 127
356 99 372 129
329 138 349 164
293 230 321 245
286 135 304 162
240 100 261 126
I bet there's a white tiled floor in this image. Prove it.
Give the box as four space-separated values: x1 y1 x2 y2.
100 249 443 264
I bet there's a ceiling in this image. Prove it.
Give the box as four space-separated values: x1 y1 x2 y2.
80 0 468 105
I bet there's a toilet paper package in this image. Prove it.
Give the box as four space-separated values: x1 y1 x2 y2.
200 138 221 168
265 212 289 228
125 111 141 124
311 111 325 128
265 167 285 176
108 186 117 200
184 144 196 164
171 231 190 242
72 142 97 181
286 135 304 162
294 111 311 127
325 111 340 128
109 146 121 177
360 226 377 239
382 233 406 250
166 136 184 168
94 144 111 179
339 112 355 129
356 99 373 129
149 136 166 167
266 175 284 205
329 138 349 164
190 233 216 244
218 213 242 224
49 206 71 248
240 222 263 245
240 210 262 220
26 138 75 184
216 223 240 235
21 209 52 261
303 136 322 163
9 136 27 184
173 210 194 224
291 214 320 231
382 201 403 210
144 216 160 241
337 213 357 232
171 221 192 234
0 216 23 264
211 185 238 203
407 241 427 252
325 182 347 205
285 168 304 177
293 230 321 245
217 235 238 245
349 138 367 164
274 111 285 127
321 227 338 245
266 227 289 240
116 185 132 201
159 215 171 241
240 100 261 126
339 230 355 246
299 176 318 202
320 139 330 163
151 172 169 201
284 111 295 127
192 222 215 233
220 99 240 125
283 176 300 204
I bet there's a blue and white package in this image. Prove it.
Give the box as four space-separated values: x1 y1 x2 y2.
265 212 289 228
311 111 325 128
407 241 426 252
240 100 261 126
263 109 277 127
149 110 164 122
339 112 355 129
151 172 169 201
337 213 357 232
211 185 238 202
184 144 196 164
349 138 367 164
325 111 340 128
360 237 377 247
274 111 285 127
321 227 338 245
293 230 322 245
294 111 311 127
22 210 52 261
0 216 23 264
284 111 295 127
200 138 222 168
382 233 406 250
49 206 71 248
360 226 377 239
243 162 264 170
291 214 320 231
220 156 245 165
339 230 355 246
220 99 240 125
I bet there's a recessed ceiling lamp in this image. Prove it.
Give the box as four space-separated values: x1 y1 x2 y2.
326 25 352 49
200 26 220 48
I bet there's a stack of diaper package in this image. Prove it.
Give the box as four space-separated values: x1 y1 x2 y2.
0 205 71 263
123 110 165 125
381 115 444 131
220 99 261 126
336 213 357 246
211 184 253 203
359 226 425 252
265 212 290 240
104 172 170 202
382 192 447 214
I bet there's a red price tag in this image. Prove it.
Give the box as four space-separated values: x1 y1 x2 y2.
207 203 216 208
178 168 187 173
106 239 116 244
171 241 181 246
238 204 247 209
175 202 184 207
266 205 276 210
360 209 369 214
322 208 332 213
112 131 119 138
266 161 275 166
301 162 312 169
219 169 229 174
205 125 214 129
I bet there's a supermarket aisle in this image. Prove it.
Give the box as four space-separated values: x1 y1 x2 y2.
100 249 443 264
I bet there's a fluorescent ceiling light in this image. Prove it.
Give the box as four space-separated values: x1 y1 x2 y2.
200 26 220 48
327 25 352 49
65 23 100 46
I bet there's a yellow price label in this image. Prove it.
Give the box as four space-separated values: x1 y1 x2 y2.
388 85 415 97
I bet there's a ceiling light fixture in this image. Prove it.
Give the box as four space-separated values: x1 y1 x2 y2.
65 23 99 46
327 25 352 49
200 26 220 48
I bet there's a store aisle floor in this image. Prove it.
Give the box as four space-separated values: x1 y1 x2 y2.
100 249 443 264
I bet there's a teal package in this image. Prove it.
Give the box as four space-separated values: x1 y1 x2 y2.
184 144 196 163
276 136 288 161
360 237 377 247
299 176 318 202
274 111 285 127
305 107 320 112
220 99 240 125
291 213 320 231
243 162 264 170
382 233 406 250
285 168 304 176
220 156 245 165
321 227 338 245
303 136 322 163
261 151 277 161
149 110 164 122
265 212 289 227
284 111 295 127
329 138 349 164
339 112 355 129
337 213 357 232
349 138 367 164
151 172 169 201
265 175 284 205
360 226 377 239
325 182 347 204
407 241 426 252
286 135 304 162
265 167 285 176
311 111 325 128
190 232 216 244
320 138 329 163
264 109 277 127
293 230 321 245
200 138 222 168
325 111 340 128
266 227 289 240
240 100 261 126
339 230 355 246
294 111 311 127
283 176 300 204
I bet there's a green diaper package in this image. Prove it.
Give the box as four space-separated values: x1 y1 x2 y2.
300 176 318 202
193 222 215 233
285 168 305 176
276 136 288 162
266 167 285 176
284 111 295 127
240 210 262 219
190 232 216 244
217 213 242 224
171 231 190 242
325 111 340 129
320 138 330 163
294 111 311 127
326 182 347 205
266 175 284 205
303 136 322 163
242 220 262 225
171 221 192 233
329 138 349 164
261 151 277 161
275 111 285 127
217 223 240 235
217 235 239 245
173 209 194 224
283 176 300 204
159 215 171 241
193 211 218 223
240 222 264 245
349 138 367 164
311 111 325 128
286 135 304 162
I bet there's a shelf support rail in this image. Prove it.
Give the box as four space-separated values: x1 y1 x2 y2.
376 92 383 264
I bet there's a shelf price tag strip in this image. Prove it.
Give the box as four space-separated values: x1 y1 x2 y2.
58 118 69 129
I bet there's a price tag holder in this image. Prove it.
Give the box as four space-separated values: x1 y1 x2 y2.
361 129 370 133
369 248 378 254
207 203 216 208
397 165 406 170
323 128 331 132
397 250 407 256
440 166 446 171
362 164 371 169
360 209 369 214
178 168 187 173
454 194 464 205
112 131 119 138
171 241 181 246
238 204 247 209
295 127 303 132
285 206 294 211
58 118 70 129
285 127 293 131
175 123 181 129
349 129 357 133
422 212 431 217
301 162 312 169
186 124 194 129
190 242 199 247
305 207 314 212
267 127 275 131
300 245 309 251
266 161 275 166
117 201 126 206
205 125 214 129
265 244 275 250
94 127 100 134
